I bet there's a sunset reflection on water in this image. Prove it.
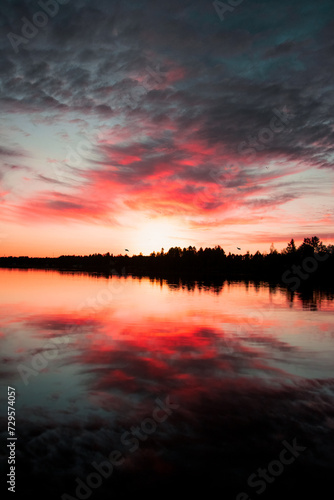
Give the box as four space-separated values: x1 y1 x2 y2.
0 269 333 499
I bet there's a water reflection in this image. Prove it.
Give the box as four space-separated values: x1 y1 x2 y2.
0 269 333 499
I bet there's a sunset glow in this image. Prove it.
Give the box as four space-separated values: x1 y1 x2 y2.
0 0 333 257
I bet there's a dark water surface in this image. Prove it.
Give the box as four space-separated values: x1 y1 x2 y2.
0 269 334 499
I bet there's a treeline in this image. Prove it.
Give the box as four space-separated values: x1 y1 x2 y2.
0 237 333 289
129 237 334 288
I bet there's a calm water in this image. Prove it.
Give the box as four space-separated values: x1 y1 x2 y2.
1 269 334 499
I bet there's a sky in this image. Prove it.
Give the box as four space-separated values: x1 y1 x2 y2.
0 0 333 257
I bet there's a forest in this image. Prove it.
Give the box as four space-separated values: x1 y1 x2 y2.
1 236 333 290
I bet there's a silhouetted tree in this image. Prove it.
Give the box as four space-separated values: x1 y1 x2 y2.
285 239 297 254
0 236 333 289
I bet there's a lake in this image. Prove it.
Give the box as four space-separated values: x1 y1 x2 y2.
0 268 334 499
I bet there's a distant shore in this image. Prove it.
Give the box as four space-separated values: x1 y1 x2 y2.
1 240 333 292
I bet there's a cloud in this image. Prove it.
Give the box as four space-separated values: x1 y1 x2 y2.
0 0 333 250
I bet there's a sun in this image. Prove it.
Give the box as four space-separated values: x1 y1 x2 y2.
134 218 184 254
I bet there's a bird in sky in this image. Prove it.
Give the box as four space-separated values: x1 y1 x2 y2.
237 247 241 250
125 249 129 252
